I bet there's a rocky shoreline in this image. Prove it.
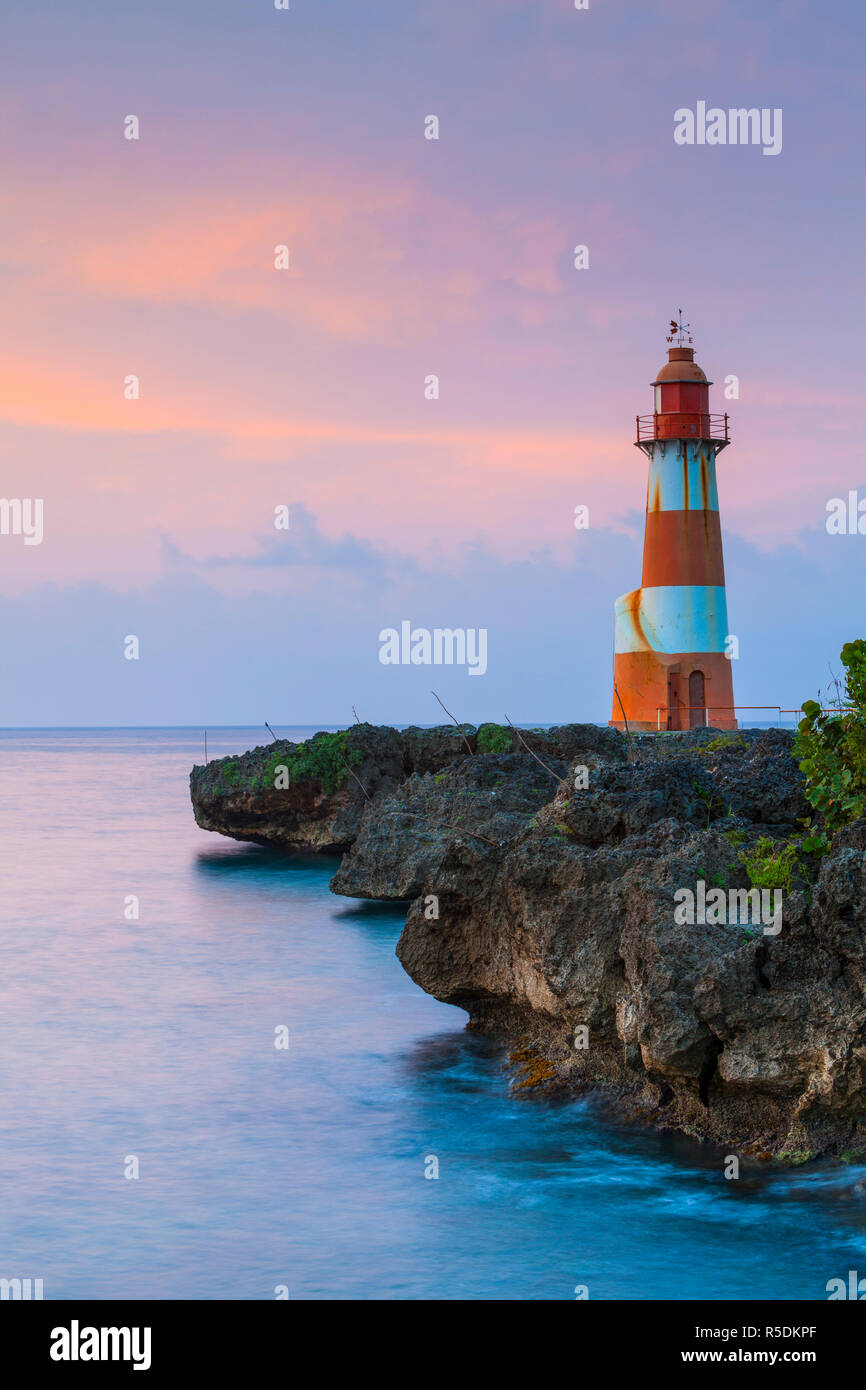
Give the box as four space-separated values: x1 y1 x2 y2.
190 722 866 1163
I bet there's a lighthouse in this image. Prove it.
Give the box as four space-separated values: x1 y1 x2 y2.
610 317 736 732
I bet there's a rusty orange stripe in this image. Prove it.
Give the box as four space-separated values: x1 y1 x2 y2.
641 509 725 588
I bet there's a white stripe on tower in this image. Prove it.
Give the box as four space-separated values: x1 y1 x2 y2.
614 585 730 654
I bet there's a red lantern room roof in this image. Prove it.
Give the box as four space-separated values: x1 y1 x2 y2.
651 347 710 386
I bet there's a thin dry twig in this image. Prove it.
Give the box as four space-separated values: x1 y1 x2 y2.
352 706 362 726
265 721 279 743
342 757 372 803
613 685 635 762
503 713 565 785
431 690 474 755
826 661 847 714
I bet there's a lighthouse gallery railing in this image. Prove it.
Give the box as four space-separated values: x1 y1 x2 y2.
635 413 729 443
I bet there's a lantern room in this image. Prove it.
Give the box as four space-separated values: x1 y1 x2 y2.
636 346 729 446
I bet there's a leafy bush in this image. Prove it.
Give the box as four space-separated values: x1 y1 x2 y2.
798 823 831 858
795 639 866 831
262 731 364 794
476 722 513 754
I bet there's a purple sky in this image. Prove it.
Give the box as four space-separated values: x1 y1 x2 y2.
1 0 863 724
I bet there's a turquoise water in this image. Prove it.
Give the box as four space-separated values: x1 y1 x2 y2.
0 726 864 1300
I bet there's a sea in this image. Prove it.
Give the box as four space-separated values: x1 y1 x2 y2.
0 725 862 1300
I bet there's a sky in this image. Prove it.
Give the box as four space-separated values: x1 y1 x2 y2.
0 0 863 726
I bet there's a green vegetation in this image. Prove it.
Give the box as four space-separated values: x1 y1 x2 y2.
795 639 866 831
696 860 742 891
700 732 747 752
727 822 831 898
722 825 746 846
261 730 364 795
215 756 244 789
210 732 366 796
738 836 800 893
476 722 513 754
796 818 831 862
692 780 726 828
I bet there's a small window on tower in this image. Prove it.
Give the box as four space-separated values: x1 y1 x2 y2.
654 386 662 413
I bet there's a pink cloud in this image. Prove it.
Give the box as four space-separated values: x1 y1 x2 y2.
0 161 573 345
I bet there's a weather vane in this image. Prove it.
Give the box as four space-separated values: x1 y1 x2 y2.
665 309 693 346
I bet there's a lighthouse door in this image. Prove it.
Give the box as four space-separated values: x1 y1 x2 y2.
688 670 706 729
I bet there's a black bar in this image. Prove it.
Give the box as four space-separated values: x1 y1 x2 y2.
1 1298 861 1376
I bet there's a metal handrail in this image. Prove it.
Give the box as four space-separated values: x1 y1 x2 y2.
652 705 841 731
655 705 781 731
636 413 729 443
780 708 853 718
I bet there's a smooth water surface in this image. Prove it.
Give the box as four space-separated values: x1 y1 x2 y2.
0 727 863 1299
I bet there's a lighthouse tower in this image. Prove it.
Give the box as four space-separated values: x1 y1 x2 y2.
610 319 736 732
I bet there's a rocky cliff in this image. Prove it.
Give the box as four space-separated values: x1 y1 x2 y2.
191 722 866 1161
190 724 475 852
189 722 621 853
